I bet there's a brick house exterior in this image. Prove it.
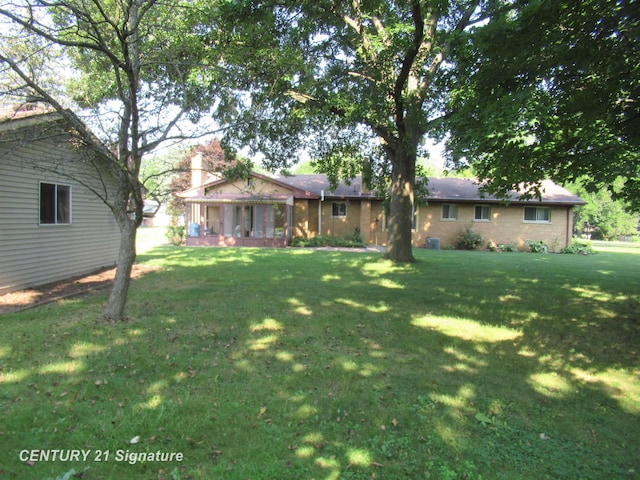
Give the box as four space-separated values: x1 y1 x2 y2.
180 169 585 251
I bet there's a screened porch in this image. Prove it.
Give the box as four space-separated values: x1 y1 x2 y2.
184 199 292 247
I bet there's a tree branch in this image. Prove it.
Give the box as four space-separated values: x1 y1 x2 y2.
395 0 424 97
423 0 480 87
343 0 376 63
0 3 125 68
140 108 187 153
393 0 425 130
0 52 118 164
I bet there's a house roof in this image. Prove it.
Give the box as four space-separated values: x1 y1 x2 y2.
273 174 377 199
0 105 61 132
185 192 292 204
274 174 584 206
425 177 586 205
179 171 321 201
182 171 585 206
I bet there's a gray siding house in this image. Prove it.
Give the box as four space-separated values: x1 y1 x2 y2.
0 107 120 295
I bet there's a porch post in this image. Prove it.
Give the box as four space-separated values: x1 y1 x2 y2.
199 202 205 237
360 200 372 245
287 204 293 244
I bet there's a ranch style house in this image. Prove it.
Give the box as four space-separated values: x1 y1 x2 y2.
179 155 585 251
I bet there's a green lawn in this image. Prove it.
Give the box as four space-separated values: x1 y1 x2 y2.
1 238 639 479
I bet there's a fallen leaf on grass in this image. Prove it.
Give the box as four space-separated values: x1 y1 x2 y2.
475 412 492 425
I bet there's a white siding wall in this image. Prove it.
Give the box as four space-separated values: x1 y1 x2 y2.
0 124 120 295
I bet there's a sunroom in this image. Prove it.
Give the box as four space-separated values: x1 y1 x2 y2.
183 193 293 247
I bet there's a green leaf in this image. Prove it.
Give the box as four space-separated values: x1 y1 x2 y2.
475 412 492 425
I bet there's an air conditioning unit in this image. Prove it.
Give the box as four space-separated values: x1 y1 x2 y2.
426 237 440 250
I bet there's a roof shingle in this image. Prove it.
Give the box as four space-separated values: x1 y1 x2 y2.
272 174 585 205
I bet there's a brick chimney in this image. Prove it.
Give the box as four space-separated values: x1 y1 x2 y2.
191 152 205 189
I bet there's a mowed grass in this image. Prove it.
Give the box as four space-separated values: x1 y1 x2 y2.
1 235 639 479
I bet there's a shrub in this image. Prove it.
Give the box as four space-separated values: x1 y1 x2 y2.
456 225 483 250
560 239 595 255
501 243 519 252
525 239 548 253
489 242 518 252
340 231 365 247
165 225 185 246
291 231 365 248
290 237 311 247
291 236 331 247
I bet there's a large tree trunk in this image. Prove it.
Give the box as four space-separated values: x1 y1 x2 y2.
384 146 416 263
101 218 138 321
100 176 143 322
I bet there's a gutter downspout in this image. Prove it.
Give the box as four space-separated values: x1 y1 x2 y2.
566 207 572 248
318 190 324 236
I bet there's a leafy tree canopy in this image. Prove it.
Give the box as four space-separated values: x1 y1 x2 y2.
0 0 226 320
201 0 485 262
570 179 639 241
442 0 640 210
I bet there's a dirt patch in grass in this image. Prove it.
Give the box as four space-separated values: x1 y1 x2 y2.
0 264 160 315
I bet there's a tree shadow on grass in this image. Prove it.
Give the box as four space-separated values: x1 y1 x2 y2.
0 264 160 315
0 246 638 479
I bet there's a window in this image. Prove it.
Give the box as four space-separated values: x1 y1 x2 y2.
230 205 255 237
474 205 491 221
222 204 279 238
40 182 71 225
332 202 347 217
441 204 458 220
205 206 220 235
223 204 234 237
524 206 551 223
265 205 275 238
